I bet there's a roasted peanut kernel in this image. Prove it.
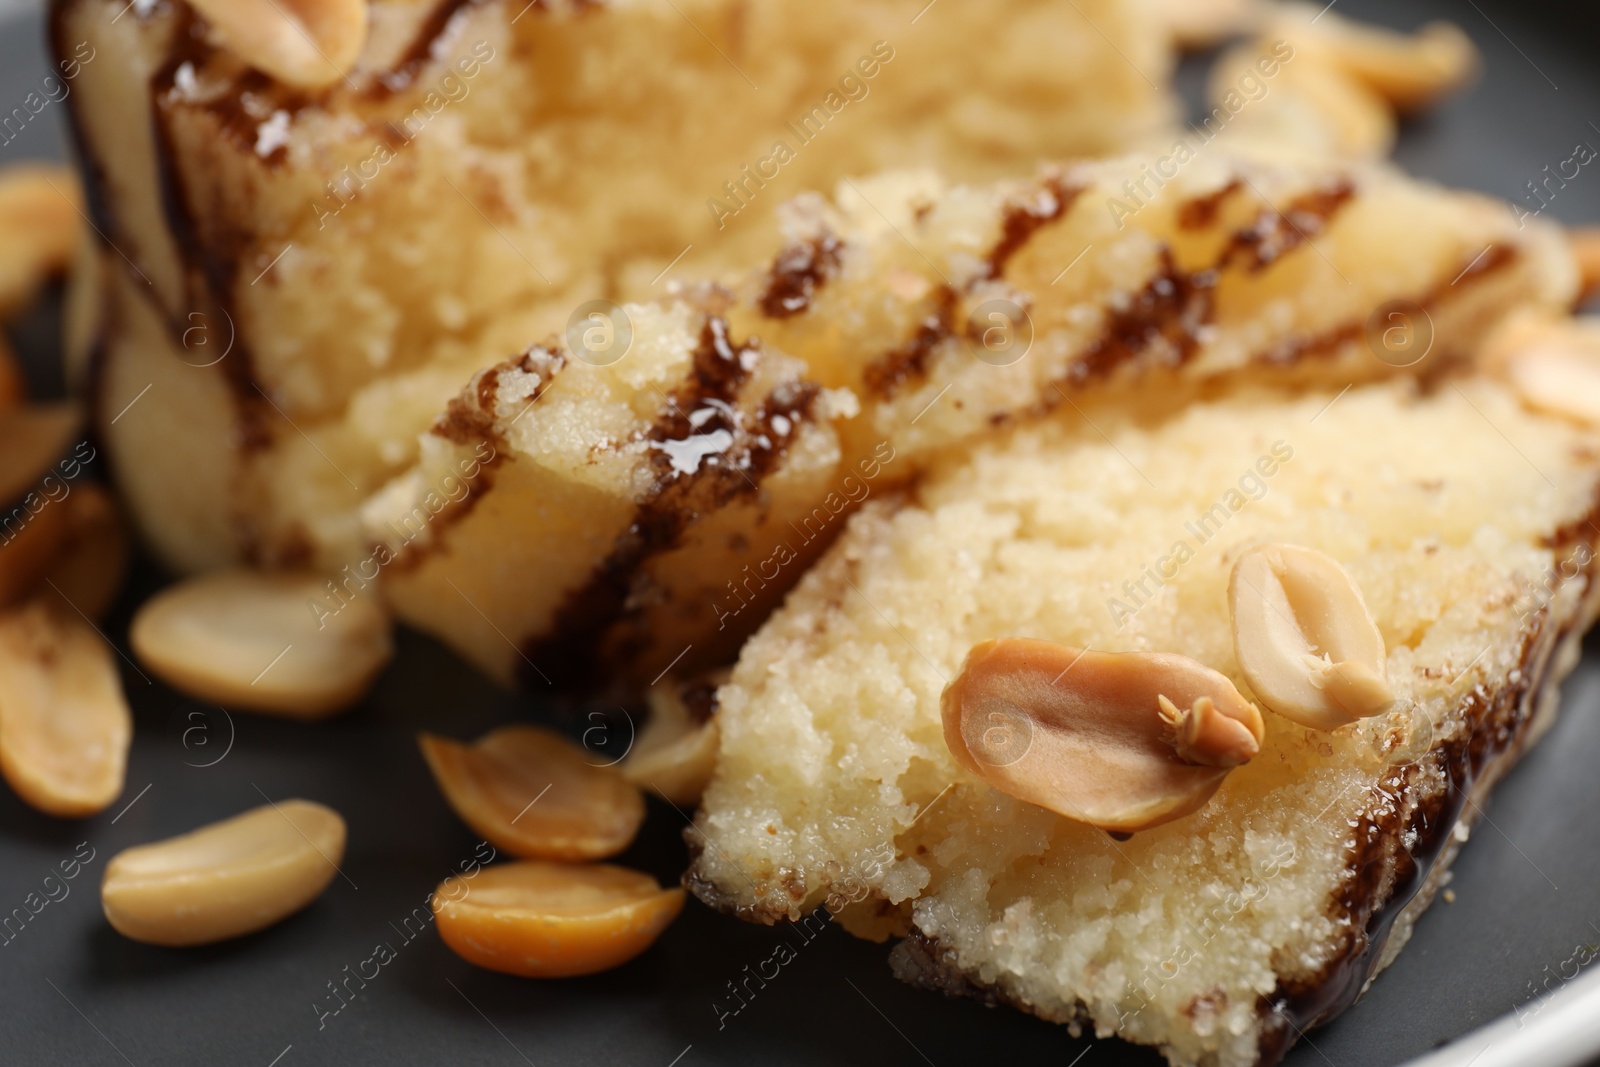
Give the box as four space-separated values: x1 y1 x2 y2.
1279 59 1397 159
1208 45 1394 160
39 484 128 622
1229 542 1394 730
101 800 346 946
188 0 368 88
0 601 131 817
619 675 722 804
1571 229 1600 303
1295 17 1478 111
0 401 83 508
432 861 684 978
1504 345 1600 427
0 164 80 318
941 639 1263 834
130 569 393 718
0 491 69 609
421 726 646 861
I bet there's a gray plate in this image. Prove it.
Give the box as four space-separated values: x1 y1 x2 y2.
3 2 1600 1065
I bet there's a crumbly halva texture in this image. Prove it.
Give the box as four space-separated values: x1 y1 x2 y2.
376 155 1572 684
56 0 1172 567
686 376 1600 1067
59 0 1568 686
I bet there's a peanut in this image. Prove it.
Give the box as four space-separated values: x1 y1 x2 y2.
619 675 722 804
0 401 84 512
0 600 131 817
38 483 128 622
1570 228 1600 303
187 0 368 89
432 861 684 978
1229 542 1394 730
941 639 1263 833
130 569 393 718
1505 344 1600 427
1277 10 1478 112
102 800 346 946
421 726 646 861
0 165 80 320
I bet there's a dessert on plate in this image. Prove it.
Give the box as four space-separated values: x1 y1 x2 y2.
9 0 1595 1064
60 0 1513 684
687 354 1600 1066
56 0 1174 569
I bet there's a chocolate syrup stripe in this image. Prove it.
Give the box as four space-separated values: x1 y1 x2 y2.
147 10 281 457
1176 177 1243 231
861 285 958 397
861 175 1356 400
375 0 607 96
758 232 843 319
380 0 483 95
859 174 1084 400
511 178 1518 690
984 174 1086 281
517 316 821 688
689 514 1600 1065
1258 550 1596 1063
50 0 114 437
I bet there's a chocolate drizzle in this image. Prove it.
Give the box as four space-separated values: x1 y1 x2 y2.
1254 244 1521 371
50 1 114 243
858 174 1080 399
1045 177 1364 388
835 543 1598 1067
1177 178 1243 231
1254 502 1600 1064
1060 250 1216 387
519 316 819 688
434 344 568 447
1419 243 1517 308
376 0 483 95
147 7 277 453
862 285 958 398
864 176 1353 401
759 232 843 319
1218 179 1356 273
985 176 1084 280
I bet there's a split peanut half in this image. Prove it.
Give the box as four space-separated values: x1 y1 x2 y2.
187 0 368 88
0 402 80 607
941 639 1265 834
0 401 83 508
1481 310 1600 426
102 800 346 946
1507 350 1600 427
421 726 646 861
0 489 70 609
0 164 81 319
1213 46 1396 160
0 601 131 817
130 569 393 718
619 675 722 804
432 861 684 978
1229 542 1395 730
39 483 129 622
1278 10 1478 112
1571 229 1600 303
